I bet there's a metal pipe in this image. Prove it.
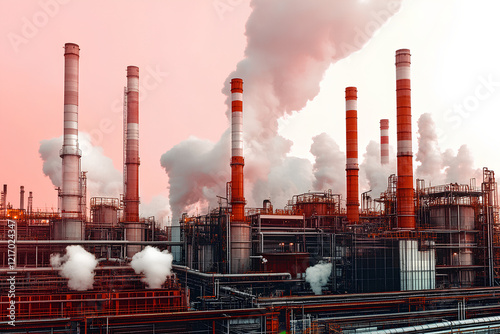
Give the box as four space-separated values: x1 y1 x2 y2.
0 240 183 245
173 265 291 279
345 86 359 224
230 78 250 273
380 119 389 165
124 66 142 257
395 49 415 229
58 42 83 240
369 315 500 334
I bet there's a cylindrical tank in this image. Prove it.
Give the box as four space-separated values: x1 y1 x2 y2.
429 206 475 230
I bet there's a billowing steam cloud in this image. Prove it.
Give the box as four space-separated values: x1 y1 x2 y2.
360 141 395 198
161 0 402 219
415 113 445 184
140 194 171 226
130 246 173 289
416 113 481 185
310 133 345 194
160 133 229 220
305 262 332 295
39 132 170 222
39 132 122 197
50 245 98 291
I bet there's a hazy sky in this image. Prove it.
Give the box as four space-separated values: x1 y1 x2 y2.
1 0 500 223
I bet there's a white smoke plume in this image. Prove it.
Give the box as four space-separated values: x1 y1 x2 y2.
39 132 122 197
160 133 229 220
360 140 395 198
416 113 481 185
40 133 171 222
161 1 402 220
251 156 314 208
50 245 98 291
305 262 332 295
415 113 445 184
443 145 482 184
310 133 345 195
140 194 171 227
130 246 173 289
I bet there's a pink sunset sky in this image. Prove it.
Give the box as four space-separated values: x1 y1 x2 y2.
2 0 500 226
0 0 250 221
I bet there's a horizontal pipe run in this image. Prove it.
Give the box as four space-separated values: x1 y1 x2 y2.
173 265 291 280
0 240 183 245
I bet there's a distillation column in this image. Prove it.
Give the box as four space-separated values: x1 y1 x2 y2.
57 43 83 240
380 119 389 165
124 66 142 257
395 49 415 230
230 78 250 273
345 87 360 224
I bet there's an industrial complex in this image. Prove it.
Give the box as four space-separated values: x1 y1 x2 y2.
2 44 500 333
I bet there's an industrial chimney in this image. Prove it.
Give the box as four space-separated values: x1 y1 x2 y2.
345 87 360 224
230 78 250 273
124 66 142 257
57 43 83 240
20 186 25 211
380 119 389 165
395 49 415 230
2 184 7 216
28 191 33 216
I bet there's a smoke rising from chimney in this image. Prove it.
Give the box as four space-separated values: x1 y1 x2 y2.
50 245 98 291
130 246 174 289
161 0 401 219
40 133 170 220
40 133 122 196
416 113 481 184
305 262 332 295
310 132 345 195
360 140 395 198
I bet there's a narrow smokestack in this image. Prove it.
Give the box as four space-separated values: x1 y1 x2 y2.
2 184 7 216
380 119 389 165
20 186 25 211
395 49 415 230
345 87 360 224
230 78 250 273
57 43 82 240
124 66 141 257
28 191 33 216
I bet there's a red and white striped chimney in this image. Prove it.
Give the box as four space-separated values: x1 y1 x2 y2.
380 119 389 165
58 43 82 240
124 66 142 256
230 78 250 273
345 86 360 224
395 49 415 230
